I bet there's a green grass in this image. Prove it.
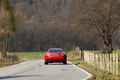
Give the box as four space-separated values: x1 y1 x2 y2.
112 50 120 53
0 61 20 68
11 52 44 60
10 51 71 60
89 51 101 54
89 50 120 54
119 62 120 75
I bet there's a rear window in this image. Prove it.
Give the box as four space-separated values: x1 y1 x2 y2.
49 49 63 52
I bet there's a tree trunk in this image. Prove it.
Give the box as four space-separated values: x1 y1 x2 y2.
102 33 113 54
1 37 7 58
1 35 9 58
103 42 113 54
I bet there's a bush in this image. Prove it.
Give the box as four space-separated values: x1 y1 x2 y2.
0 58 4 63
5 54 19 63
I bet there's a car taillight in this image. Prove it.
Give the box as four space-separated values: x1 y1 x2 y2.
61 54 65 56
46 54 51 56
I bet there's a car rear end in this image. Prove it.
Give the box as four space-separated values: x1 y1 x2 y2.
44 52 67 64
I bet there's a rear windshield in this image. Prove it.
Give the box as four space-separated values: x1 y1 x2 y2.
49 49 63 52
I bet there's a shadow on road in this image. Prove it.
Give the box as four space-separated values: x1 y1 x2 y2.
0 75 42 79
46 62 72 65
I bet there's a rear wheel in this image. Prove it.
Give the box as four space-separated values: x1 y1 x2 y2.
63 62 67 64
44 62 48 65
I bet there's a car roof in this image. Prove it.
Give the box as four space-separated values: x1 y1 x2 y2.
48 48 63 52
49 48 62 50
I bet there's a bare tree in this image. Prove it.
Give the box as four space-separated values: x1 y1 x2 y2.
85 0 120 53
69 0 120 53
0 0 15 58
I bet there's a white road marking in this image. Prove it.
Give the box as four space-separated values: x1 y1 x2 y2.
68 61 92 80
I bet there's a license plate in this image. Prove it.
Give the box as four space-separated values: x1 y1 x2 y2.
52 54 59 56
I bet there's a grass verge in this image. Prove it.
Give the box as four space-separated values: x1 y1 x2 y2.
67 53 120 80
0 58 22 68
0 52 44 68
11 52 44 60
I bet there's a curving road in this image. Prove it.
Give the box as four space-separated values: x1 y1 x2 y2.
0 60 92 80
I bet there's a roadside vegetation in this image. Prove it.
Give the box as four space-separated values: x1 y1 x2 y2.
67 51 120 80
0 52 44 68
0 55 20 68
89 50 120 54
11 52 44 60
0 59 20 68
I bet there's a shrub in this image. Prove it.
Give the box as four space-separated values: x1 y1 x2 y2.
5 54 19 63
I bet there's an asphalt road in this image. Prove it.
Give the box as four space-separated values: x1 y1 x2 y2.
0 60 92 80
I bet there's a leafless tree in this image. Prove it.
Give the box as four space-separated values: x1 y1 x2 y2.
3 0 119 52
85 0 120 53
0 0 16 58
69 0 120 53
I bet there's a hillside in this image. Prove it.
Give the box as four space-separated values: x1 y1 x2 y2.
3 0 119 52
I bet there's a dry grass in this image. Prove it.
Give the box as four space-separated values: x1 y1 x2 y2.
68 53 120 80
0 52 44 68
0 57 21 68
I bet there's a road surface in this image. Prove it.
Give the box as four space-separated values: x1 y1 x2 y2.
0 60 92 80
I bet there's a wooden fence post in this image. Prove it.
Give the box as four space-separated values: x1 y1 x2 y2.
81 50 84 61
106 54 110 72
113 53 115 74
73 48 119 75
110 54 112 73
116 53 118 74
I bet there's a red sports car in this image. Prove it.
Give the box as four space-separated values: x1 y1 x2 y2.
44 48 67 65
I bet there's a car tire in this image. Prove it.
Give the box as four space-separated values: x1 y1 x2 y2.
45 62 48 65
63 62 67 64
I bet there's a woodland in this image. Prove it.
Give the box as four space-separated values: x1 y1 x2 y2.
0 0 120 53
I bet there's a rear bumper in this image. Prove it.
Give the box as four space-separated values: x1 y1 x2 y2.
44 56 67 63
